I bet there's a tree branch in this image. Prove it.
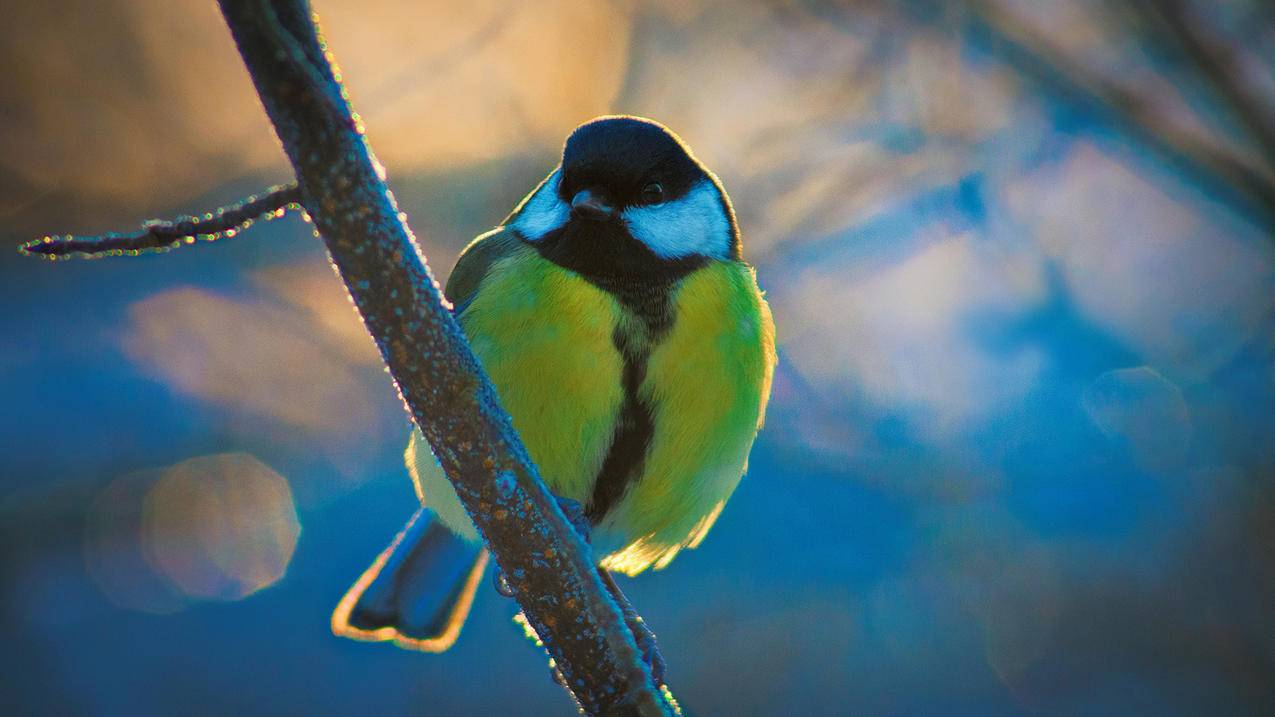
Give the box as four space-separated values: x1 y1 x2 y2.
18 183 300 260
24 0 677 713
216 1 674 713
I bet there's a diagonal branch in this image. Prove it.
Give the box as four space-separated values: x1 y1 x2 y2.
19 184 300 260
214 0 675 714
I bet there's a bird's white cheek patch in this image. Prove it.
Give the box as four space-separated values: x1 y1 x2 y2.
511 169 569 241
622 180 731 260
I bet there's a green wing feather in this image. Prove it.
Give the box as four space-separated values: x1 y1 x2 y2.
446 168 559 311
444 228 523 313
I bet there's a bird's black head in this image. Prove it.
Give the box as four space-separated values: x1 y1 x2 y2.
560 117 708 218
509 116 740 285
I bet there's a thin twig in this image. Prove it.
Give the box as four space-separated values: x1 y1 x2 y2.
19 183 301 260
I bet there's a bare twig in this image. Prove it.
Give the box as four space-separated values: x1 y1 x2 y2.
18 184 300 260
211 1 674 714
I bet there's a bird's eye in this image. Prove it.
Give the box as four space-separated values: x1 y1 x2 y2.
640 182 665 205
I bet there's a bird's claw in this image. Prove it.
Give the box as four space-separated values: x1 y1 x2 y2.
628 615 667 686
554 494 591 544
598 569 666 686
494 494 590 599
502 496 668 684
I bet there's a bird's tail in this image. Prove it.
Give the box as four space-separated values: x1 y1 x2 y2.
331 508 488 652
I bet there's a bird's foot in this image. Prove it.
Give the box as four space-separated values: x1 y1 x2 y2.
600 569 667 686
493 494 591 598
554 494 592 544
628 612 667 686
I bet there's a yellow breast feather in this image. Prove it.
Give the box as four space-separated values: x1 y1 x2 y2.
596 261 777 575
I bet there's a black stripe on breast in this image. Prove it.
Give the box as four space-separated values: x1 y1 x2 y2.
585 326 656 524
528 217 696 524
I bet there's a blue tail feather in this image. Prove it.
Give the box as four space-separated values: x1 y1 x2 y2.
332 508 487 652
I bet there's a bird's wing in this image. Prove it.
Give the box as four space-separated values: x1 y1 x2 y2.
444 227 524 315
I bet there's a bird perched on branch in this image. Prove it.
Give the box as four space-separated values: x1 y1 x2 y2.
332 116 776 656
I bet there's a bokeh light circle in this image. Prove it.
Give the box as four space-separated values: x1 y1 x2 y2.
84 470 187 615
141 453 301 602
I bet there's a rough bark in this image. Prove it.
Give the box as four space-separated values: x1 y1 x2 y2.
208 1 675 714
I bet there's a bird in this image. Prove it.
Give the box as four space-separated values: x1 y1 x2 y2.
331 115 776 659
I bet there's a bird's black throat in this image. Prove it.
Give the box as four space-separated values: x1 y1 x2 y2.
529 218 704 326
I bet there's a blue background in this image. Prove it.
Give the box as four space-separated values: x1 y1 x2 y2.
3 1 1274 714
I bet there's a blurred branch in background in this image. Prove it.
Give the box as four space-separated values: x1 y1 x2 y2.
962 0 1275 231
1126 0 1275 168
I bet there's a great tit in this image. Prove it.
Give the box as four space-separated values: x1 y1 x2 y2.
332 116 776 652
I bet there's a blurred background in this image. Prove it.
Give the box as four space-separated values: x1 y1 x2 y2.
2 0 1274 714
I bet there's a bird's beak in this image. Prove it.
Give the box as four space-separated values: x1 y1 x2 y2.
570 189 614 220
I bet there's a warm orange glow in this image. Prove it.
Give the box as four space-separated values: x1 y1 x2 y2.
117 282 397 483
